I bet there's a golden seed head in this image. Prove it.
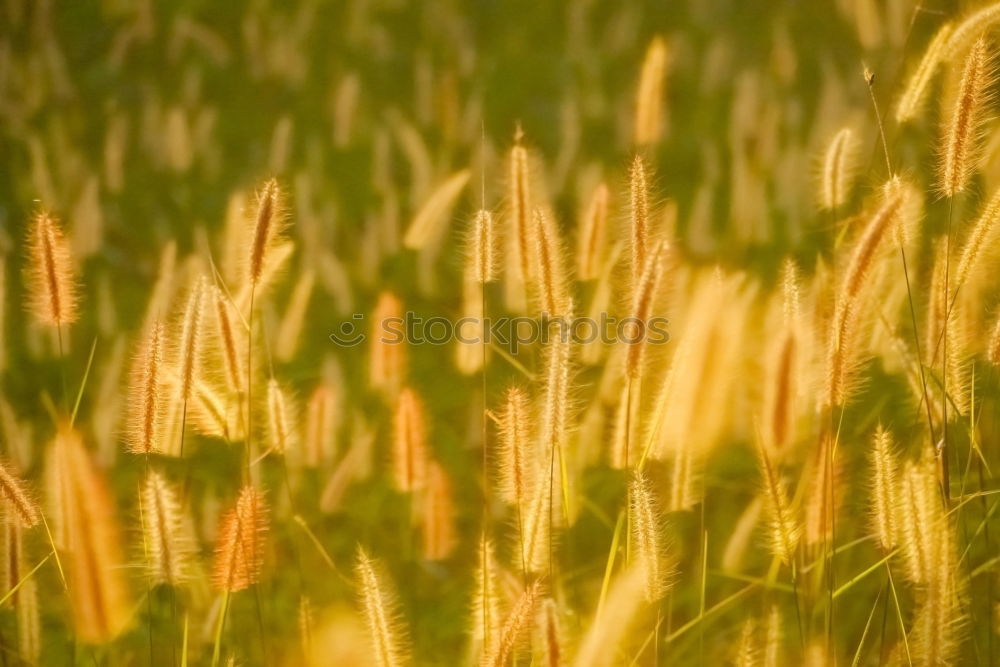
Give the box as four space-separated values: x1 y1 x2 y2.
175 277 207 405
140 471 191 586
755 436 800 564
818 127 857 211
939 36 995 197
369 292 407 396
212 485 268 592
629 469 672 601
576 182 610 281
211 286 245 396
531 208 571 319
624 241 665 379
391 387 429 492
25 211 79 329
125 321 165 455
0 461 40 528
52 426 132 643
509 141 534 283
421 461 457 561
482 580 542 667
870 426 899 551
355 547 411 667
628 156 650 285
896 22 954 123
265 378 296 455
471 209 497 284
247 178 285 286
495 386 534 507
635 36 669 146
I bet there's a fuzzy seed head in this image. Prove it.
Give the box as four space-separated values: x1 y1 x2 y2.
896 23 954 123
212 286 245 396
175 277 207 405
0 461 40 529
576 183 610 281
126 321 165 454
939 36 995 197
391 387 429 492
421 462 457 561
531 208 571 319
955 185 1000 291
266 378 296 455
212 486 268 592
26 211 79 328
624 242 665 379
51 426 132 643
755 437 800 564
472 537 503 658
988 311 1000 366
819 127 857 210
509 142 534 284
304 384 337 467
870 427 899 551
898 456 940 585
629 469 672 601
140 471 191 586
471 209 497 283
825 179 909 407
635 36 669 146
482 580 541 667
495 386 534 508
355 547 411 667
370 292 407 396
629 156 649 285
247 178 285 286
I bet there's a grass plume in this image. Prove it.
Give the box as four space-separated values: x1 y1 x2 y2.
355 547 411 667
212 485 268 592
25 211 79 329
938 36 995 197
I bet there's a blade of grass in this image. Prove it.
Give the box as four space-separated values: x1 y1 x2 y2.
596 510 625 618
69 337 98 427
666 584 755 643
211 590 230 667
851 581 884 667
885 562 912 667
834 551 896 599
181 612 189 667
292 515 351 585
0 552 52 607
40 514 67 591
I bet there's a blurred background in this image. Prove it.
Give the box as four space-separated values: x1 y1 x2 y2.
0 0 969 663
0 0 938 274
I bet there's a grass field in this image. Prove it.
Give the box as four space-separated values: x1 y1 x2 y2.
2 0 1000 665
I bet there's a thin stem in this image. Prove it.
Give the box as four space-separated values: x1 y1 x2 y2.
56 324 69 415
878 571 890 665
827 414 835 659
885 562 912 667
791 561 805 649
245 286 257 486
210 591 230 667
942 197 955 501
865 66 893 178
548 425 555 581
899 245 937 446
142 456 155 667
253 584 269 664
480 277 491 651
979 458 994 666
624 377 634 568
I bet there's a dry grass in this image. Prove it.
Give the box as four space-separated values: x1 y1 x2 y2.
6 2 1000 665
